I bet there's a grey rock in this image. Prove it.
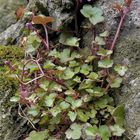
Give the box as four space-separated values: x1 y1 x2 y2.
0 20 25 45
36 0 74 29
0 0 35 45
134 127 140 140
0 77 29 140
110 0 140 138
0 0 26 33
82 0 140 139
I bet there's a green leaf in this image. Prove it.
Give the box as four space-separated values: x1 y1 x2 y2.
80 64 92 75
82 94 92 102
68 111 77 122
114 65 128 76
99 31 109 37
112 105 125 126
73 76 81 83
59 33 80 47
95 97 108 109
87 72 98 80
39 115 49 125
10 96 20 102
79 79 93 90
98 58 113 68
85 55 95 63
90 109 97 118
71 51 82 59
66 96 74 103
66 96 82 109
65 123 82 139
45 93 57 107
49 83 62 92
97 47 112 56
85 125 98 136
25 63 39 73
90 118 99 125
69 60 80 67
63 68 75 80
39 81 50 91
72 99 83 109
28 32 41 43
28 106 39 117
110 125 125 136
60 49 71 63
90 15 104 26
25 130 49 140
48 49 60 58
77 109 90 122
73 66 81 74
59 101 70 110
80 5 104 25
65 80 76 88
95 36 105 45
80 5 94 18
50 107 61 117
43 61 55 69
56 66 66 71
110 77 123 88
65 89 75 95
106 105 115 114
49 115 61 125
86 87 104 97
25 45 36 53
99 125 111 140
25 33 41 53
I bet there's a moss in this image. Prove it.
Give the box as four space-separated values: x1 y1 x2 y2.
0 75 18 95
0 74 28 140
0 45 22 102
0 45 24 64
0 45 30 140
0 48 20 103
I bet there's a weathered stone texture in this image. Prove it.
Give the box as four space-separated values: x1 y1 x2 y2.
82 0 140 139
98 0 140 139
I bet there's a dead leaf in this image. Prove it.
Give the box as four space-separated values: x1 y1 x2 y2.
15 7 25 20
32 15 54 25
112 3 122 12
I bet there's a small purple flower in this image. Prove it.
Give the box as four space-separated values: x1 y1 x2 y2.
25 22 34 30
4 61 10 65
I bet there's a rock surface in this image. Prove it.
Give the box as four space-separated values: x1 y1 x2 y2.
103 0 140 139
0 0 26 33
82 0 140 139
0 76 28 140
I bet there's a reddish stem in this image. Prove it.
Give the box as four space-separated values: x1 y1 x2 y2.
44 75 68 89
43 25 49 50
110 7 129 50
28 26 49 50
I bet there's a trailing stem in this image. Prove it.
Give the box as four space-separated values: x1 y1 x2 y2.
110 6 130 50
